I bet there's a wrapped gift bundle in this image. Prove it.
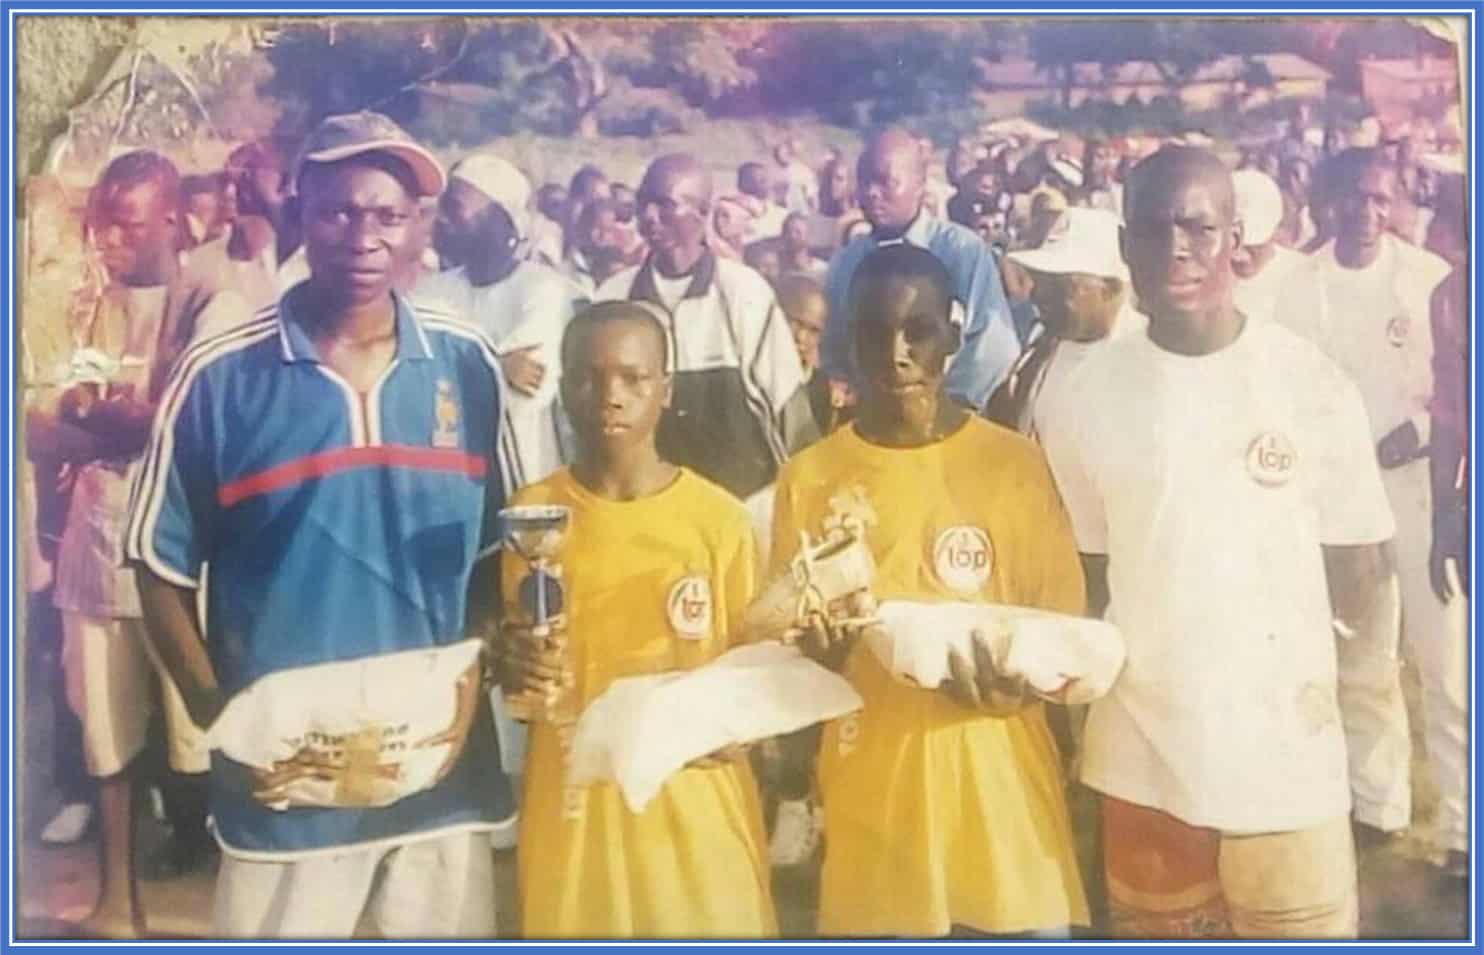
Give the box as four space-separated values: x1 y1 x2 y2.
566 641 863 813
867 601 1126 705
206 639 484 811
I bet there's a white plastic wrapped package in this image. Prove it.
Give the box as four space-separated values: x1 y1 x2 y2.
566 641 863 813
206 639 485 811
868 601 1126 705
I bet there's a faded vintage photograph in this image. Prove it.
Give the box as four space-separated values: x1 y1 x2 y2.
11 13 1471 941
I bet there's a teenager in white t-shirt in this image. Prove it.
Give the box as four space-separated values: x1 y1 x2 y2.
1042 147 1395 939
1273 147 1462 867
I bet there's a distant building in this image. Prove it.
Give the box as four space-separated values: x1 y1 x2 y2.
1358 57 1459 123
975 54 1329 115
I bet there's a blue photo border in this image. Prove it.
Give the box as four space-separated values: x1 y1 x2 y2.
1 1 1478 951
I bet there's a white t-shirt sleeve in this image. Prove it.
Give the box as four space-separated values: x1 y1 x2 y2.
1312 359 1396 546
1040 380 1109 555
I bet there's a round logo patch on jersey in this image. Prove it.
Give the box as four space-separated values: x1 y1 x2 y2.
667 576 712 639
1246 432 1298 487
933 526 993 594
1386 316 1410 348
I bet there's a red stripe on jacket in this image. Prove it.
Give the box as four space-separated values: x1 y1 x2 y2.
218 445 487 507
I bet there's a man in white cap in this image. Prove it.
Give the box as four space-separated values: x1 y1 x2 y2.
984 207 1143 443
1230 169 1308 325
129 111 513 938
419 150 576 491
1274 146 1455 860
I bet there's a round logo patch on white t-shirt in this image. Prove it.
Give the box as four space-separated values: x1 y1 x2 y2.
1386 315 1410 348
933 526 993 594
667 576 712 639
1246 432 1298 487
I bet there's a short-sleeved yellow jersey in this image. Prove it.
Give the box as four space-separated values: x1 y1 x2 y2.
772 417 1090 937
505 467 776 939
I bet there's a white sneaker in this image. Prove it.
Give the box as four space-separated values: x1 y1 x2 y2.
769 798 821 867
40 803 92 845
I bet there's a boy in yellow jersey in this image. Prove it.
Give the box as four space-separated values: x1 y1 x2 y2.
498 300 777 939
773 244 1089 938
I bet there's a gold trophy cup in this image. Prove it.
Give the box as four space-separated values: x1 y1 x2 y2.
499 505 576 722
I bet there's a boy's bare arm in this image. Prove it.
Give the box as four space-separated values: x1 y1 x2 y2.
136 568 224 729
465 553 502 648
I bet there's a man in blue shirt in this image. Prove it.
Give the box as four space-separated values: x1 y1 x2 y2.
821 128 1022 411
127 111 512 938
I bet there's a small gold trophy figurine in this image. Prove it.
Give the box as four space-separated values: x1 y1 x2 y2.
740 482 882 644
741 529 879 644
499 505 576 723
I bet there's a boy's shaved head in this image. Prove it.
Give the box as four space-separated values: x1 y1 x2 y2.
1123 146 1235 226
560 300 675 462
561 300 672 376
776 272 826 318
848 242 954 319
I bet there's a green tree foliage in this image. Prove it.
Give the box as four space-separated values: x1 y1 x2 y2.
645 21 767 111
594 77 706 137
265 18 574 139
232 16 1454 149
264 17 1023 144
60 20 279 164
755 20 1012 136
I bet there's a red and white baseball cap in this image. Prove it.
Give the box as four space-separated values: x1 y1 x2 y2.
293 110 445 198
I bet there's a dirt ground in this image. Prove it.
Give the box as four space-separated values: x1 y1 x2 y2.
14 654 1469 940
